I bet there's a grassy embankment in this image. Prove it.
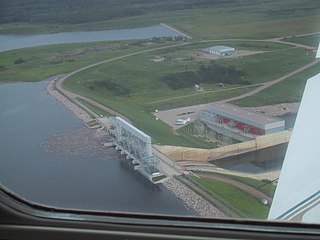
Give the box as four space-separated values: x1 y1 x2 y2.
63 41 314 146
233 62 320 107
181 174 270 219
193 171 276 198
76 98 111 117
178 172 270 219
231 34 320 107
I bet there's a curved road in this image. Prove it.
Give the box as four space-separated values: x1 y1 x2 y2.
54 42 190 123
54 34 319 130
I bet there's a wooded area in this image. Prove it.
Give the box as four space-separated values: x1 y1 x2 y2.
0 0 251 24
162 63 247 90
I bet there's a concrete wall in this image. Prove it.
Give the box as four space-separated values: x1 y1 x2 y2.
203 120 254 142
156 130 291 162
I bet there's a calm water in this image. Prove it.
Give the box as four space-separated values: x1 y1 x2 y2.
0 81 193 215
213 143 288 173
0 25 179 52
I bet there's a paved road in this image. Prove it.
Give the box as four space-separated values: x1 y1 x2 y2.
54 42 190 124
52 33 319 177
155 58 320 130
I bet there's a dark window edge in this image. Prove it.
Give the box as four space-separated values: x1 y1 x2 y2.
1 186 320 240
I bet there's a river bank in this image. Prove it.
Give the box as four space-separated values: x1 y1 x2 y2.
46 77 225 217
47 76 93 122
163 177 225 217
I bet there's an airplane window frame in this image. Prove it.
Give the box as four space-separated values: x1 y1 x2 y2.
1 185 320 240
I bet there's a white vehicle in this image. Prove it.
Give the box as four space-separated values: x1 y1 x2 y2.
175 117 190 125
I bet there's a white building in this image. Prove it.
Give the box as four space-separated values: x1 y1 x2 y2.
203 45 235 56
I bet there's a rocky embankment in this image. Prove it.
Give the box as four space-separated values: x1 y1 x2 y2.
40 127 115 158
163 177 226 217
47 78 92 122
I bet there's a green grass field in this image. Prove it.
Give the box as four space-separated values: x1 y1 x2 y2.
60 40 314 145
76 98 111 117
0 39 178 82
190 176 270 219
233 62 320 107
194 171 276 198
282 33 320 48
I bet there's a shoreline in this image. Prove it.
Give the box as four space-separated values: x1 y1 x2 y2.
163 178 226 217
46 77 226 217
160 23 192 39
46 76 93 123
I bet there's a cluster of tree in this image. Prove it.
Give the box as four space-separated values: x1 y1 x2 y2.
14 58 26 64
162 62 248 90
92 79 131 96
0 0 242 24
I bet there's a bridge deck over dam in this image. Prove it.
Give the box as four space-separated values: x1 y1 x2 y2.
154 130 291 162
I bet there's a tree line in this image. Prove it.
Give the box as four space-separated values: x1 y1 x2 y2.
162 62 248 90
0 0 246 24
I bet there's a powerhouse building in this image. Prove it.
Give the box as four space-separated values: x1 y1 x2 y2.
200 103 285 141
203 45 235 56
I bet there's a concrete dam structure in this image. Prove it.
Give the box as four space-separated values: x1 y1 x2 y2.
105 117 164 183
156 130 291 162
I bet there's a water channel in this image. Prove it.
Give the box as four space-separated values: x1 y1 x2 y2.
0 25 194 215
0 81 193 215
0 24 179 52
0 24 298 216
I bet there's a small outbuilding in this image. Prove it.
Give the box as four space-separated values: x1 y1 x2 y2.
203 45 235 56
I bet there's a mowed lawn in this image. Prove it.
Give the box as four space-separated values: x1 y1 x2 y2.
233 62 320 107
191 176 270 219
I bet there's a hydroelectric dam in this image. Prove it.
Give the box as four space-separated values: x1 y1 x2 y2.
101 116 177 183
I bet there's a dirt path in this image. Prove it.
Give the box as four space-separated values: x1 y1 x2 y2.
156 57 319 130
221 58 320 103
196 172 273 204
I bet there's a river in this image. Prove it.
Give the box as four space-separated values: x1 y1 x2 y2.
0 24 180 52
0 80 194 215
0 25 194 215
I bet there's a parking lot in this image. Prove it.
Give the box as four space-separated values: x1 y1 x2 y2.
153 103 214 130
